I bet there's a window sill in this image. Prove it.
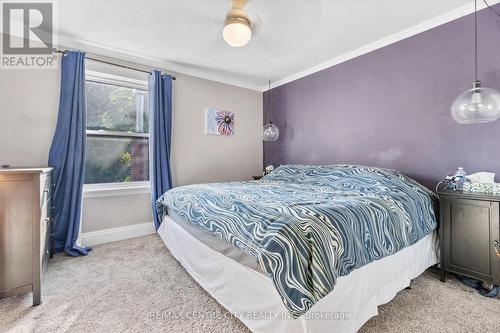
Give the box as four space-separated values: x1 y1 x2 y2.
83 182 151 199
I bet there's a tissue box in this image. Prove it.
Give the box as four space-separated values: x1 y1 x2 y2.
463 182 500 194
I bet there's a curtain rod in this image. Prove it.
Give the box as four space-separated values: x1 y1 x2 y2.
54 49 176 80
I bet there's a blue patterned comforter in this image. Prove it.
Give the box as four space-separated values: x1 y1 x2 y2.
156 165 437 318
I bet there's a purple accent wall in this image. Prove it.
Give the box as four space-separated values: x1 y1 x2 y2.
264 6 500 189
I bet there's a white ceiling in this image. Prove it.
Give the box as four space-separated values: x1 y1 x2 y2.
56 0 486 90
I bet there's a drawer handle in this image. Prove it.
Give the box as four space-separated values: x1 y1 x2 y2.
493 240 500 258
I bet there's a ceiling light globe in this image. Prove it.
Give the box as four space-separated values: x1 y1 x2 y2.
451 82 500 124
263 123 279 142
223 20 251 47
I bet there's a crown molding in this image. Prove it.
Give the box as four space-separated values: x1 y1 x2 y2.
262 0 500 91
58 35 264 92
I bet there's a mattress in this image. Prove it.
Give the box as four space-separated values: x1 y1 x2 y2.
159 215 439 333
168 210 263 273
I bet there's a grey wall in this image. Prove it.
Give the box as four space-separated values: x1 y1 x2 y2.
0 68 60 166
264 6 500 189
171 73 263 186
0 55 262 233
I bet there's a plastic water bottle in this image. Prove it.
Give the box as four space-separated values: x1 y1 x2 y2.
454 167 467 190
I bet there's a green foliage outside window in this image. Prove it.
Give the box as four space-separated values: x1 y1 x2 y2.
84 80 149 184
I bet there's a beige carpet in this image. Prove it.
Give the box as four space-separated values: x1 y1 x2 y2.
1 234 499 333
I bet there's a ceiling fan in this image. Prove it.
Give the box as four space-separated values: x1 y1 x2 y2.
223 0 253 47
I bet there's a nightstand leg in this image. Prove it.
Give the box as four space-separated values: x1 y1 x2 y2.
438 213 446 283
440 268 446 282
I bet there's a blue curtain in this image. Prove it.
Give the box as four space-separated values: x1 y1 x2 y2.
48 51 90 256
149 70 173 230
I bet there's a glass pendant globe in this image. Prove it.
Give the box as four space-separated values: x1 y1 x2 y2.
263 123 279 142
451 83 500 124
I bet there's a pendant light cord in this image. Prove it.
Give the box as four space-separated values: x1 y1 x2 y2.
265 80 272 124
475 0 500 81
475 0 478 81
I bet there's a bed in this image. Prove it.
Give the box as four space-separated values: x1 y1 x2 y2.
156 165 439 333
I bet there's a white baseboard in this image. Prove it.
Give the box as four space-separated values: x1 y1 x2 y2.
81 222 156 247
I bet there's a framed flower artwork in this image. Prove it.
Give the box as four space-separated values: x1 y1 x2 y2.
205 108 234 136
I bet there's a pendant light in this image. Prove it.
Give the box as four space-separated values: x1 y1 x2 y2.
451 0 500 124
223 0 252 47
263 80 279 142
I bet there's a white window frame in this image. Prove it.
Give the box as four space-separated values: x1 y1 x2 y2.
83 70 151 197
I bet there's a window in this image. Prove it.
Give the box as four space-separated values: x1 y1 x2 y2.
84 77 149 185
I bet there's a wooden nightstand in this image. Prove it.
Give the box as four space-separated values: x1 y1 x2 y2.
437 187 500 285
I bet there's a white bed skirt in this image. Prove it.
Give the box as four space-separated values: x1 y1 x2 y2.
158 216 438 333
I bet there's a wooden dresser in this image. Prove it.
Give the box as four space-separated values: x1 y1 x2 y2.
0 168 54 305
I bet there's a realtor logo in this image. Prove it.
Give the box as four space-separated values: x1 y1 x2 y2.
1 1 57 69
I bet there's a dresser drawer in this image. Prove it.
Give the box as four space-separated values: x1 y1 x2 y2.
40 216 50 246
40 196 53 263
40 219 51 276
40 200 51 223
40 173 52 207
